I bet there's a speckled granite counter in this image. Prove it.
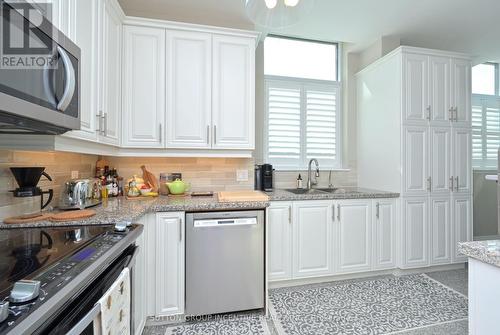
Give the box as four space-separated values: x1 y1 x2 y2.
0 196 269 229
459 240 500 267
266 187 399 201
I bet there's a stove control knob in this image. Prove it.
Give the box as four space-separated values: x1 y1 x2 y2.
0 301 9 323
114 221 128 232
9 280 40 303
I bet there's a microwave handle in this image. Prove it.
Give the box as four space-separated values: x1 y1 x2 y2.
65 302 101 335
56 46 76 112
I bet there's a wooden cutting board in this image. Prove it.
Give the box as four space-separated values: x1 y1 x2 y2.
217 191 269 202
3 209 96 224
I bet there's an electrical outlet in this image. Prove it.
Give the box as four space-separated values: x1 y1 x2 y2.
71 170 79 179
236 169 249 182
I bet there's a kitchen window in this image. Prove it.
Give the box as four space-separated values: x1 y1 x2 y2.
264 36 341 170
472 63 500 169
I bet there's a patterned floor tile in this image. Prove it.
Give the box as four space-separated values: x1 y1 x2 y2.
269 274 468 335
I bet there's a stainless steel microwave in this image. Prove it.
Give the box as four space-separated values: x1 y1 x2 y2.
0 0 80 134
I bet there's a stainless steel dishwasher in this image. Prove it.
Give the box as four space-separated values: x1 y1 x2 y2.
185 210 265 316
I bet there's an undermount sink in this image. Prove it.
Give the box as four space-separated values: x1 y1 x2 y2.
315 188 341 193
284 188 327 195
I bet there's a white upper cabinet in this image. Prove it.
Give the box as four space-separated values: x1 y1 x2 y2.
451 58 471 126
336 200 372 273
212 35 255 149
292 201 333 278
403 126 429 195
403 53 429 124
122 25 166 147
430 127 452 194
60 0 99 141
166 31 212 148
429 56 451 125
453 128 472 194
98 0 122 146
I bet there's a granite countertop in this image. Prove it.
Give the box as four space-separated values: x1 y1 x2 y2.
459 240 500 268
0 195 269 229
266 187 400 201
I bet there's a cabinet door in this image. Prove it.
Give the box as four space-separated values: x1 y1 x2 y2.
403 53 429 124
429 56 451 125
430 197 451 265
166 30 212 148
292 201 333 278
403 126 429 195
62 0 99 141
453 128 472 194
402 198 429 268
336 200 372 273
451 58 471 126
212 35 255 149
373 199 396 270
122 25 166 148
430 127 452 194
155 212 185 316
452 196 472 263
98 0 122 145
267 202 293 281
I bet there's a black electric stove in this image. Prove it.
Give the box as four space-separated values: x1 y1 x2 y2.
0 223 143 335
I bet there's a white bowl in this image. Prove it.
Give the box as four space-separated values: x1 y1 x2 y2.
140 188 152 196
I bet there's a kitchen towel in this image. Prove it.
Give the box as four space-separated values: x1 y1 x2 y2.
94 267 131 335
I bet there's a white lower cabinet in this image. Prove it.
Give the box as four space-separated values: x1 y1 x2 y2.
155 212 185 316
452 195 472 263
292 201 334 278
268 198 397 282
402 197 429 268
267 202 293 281
372 199 397 270
430 196 451 265
336 200 372 273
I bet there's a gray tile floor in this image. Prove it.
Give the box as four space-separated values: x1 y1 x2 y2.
143 268 469 335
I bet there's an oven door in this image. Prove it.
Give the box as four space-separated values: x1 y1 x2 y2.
37 245 138 335
0 1 80 133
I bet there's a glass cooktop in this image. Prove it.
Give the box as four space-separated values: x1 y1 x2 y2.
0 225 111 297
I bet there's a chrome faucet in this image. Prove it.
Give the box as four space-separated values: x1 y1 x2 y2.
328 170 334 189
307 159 320 189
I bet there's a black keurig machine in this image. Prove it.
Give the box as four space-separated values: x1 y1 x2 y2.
254 164 274 191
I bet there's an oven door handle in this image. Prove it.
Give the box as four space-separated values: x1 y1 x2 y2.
65 302 101 335
125 245 139 269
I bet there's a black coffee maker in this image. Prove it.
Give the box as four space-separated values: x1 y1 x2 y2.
10 167 54 210
254 164 274 191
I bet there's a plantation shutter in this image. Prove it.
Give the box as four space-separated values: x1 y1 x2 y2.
265 79 341 169
472 95 500 169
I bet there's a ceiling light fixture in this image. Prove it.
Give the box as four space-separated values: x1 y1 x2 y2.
244 0 315 29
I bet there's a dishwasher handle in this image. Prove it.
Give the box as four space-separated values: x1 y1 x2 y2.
194 217 258 228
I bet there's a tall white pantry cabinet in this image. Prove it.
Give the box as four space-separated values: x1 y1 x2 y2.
356 46 472 269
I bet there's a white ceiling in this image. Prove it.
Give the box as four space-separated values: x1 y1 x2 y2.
118 0 500 62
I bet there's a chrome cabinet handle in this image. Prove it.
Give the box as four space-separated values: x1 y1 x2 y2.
214 125 217 144
159 123 162 143
56 46 76 112
332 204 335 222
426 106 431 120
178 218 182 242
96 111 102 133
288 206 292 224
427 177 432 192
449 107 454 121
455 176 459 191
454 107 459 122
337 204 340 221
376 203 380 220
206 125 210 144
449 176 454 191
103 113 108 137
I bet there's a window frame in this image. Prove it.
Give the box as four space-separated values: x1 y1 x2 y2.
263 35 343 171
